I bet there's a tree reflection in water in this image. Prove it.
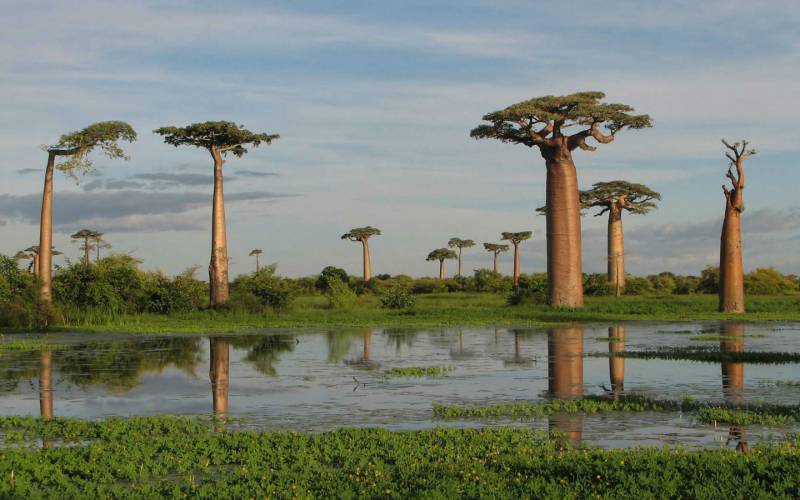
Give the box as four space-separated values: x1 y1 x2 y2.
229 334 295 377
608 326 625 399
548 326 584 444
209 338 230 417
721 322 749 453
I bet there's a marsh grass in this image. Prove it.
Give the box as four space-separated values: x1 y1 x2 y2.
381 365 455 379
592 347 800 364
689 334 769 342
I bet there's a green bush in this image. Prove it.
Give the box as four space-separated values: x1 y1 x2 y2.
231 265 294 311
323 276 357 309
745 268 797 295
697 266 720 294
624 275 656 295
507 274 548 305
649 273 677 295
472 269 512 293
584 273 614 296
315 266 349 292
411 278 448 294
379 286 416 310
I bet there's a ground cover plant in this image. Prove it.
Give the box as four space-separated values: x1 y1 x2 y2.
592 346 800 364
381 365 455 379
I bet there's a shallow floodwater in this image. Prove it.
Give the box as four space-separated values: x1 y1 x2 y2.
1 322 799 449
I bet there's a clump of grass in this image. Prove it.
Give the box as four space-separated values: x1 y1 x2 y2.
593 337 624 342
381 365 455 379
0 340 65 352
689 334 769 342
697 407 797 426
592 347 800 364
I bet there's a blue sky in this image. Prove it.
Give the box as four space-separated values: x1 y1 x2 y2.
1 0 799 278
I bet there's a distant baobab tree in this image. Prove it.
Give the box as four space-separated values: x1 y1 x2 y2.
483 243 509 273
581 181 660 296
447 238 475 277
719 140 755 313
155 121 279 307
90 231 111 261
472 92 651 307
71 229 101 265
341 226 381 282
18 246 62 275
426 248 457 281
501 231 532 287
249 249 263 273
36 121 136 303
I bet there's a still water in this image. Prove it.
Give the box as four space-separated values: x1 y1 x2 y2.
1 322 799 449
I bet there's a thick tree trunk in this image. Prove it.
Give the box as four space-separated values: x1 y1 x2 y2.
438 260 445 281
39 350 53 419
545 156 584 307
209 156 230 306
547 326 584 443
608 325 625 398
38 152 56 303
512 243 521 287
608 205 625 296
361 239 372 281
719 204 744 313
492 252 499 273
209 338 230 417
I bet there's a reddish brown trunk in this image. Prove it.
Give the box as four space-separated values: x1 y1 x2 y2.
720 323 747 453
547 326 584 443
209 154 230 306
38 152 56 303
438 260 445 281
363 331 372 361
33 254 40 277
209 338 230 417
361 239 372 282
39 350 53 419
719 204 744 313
545 154 583 307
512 243 521 287
608 204 625 296
608 326 625 398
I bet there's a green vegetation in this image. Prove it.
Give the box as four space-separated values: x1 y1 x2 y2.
595 347 800 364
689 334 768 341
381 365 455 379
696 407 797 426
1 416 798 498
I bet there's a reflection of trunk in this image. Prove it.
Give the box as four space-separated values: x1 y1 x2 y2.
608 204 625 296
209 155 230 306
545 156 583 307
39 350 53 419
363 331 372 361
361 239 372 282
719 203 744 313
493 252 499 273
512 243 521 287
438 260 445 281
209 338 230 417
38 152 56 303
547 326 584 443
608 326 625 397
514 332 521 358
720 323 748 453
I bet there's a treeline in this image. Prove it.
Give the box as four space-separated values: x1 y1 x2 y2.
2 252 798 328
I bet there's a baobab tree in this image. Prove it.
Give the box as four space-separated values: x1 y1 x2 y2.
17 246 61 275
155 121 279 306
90 231 111 261
483 243 509 273
341 226 381 282
719 140 754 313
71 229 100 265
37 121 137 303
448 238 475 277
581 181 660 296
501 231 532 287
249 249 263 273
471 92 651 307
426 248 457 281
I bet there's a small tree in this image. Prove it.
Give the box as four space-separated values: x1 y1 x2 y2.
448 238 475 277
90 231 111 261
483 243 510 273
472 92 651 307
501 231 533 287
70 229 101 265
249 249 263 273
341 226 381 282
426 248 457 281
581 181 660 296
155 121 279 307
37 121 137 303
719 140 755 313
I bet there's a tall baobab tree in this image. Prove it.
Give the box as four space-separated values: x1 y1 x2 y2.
37 121 136 303
426 248 457 281
501 231 532 287
90 231 111 261
719 140 754 313
71 229 100 265
483 243 509 273
448 238 475 277
471 92 651 307
341 226 381 282
155 121 279 307
249 249 263 273
580 181 660 296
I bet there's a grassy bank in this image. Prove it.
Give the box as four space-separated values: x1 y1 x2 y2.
4 293 800 334
1 416 798 498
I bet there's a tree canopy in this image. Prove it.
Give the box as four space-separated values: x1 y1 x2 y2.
341 226 381 241
581 180 661 216
448 238 475 250
470 92 651 152
50 121 137 177
249 249 263 256
426 248 457 262
501 231 533 245
154 121 279 157
483 243 510 254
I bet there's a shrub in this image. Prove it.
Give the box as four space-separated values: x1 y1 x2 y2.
315 266 349 292
649 273 677 295
674 275 700 294
745 268 797 295
583 274 613 296
507 274 548 305
624 275 656 295
231 264 295 311
472 269 512 293
323 276 357 309
697 266 719 294
411 278 447 294
379 286 416 310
